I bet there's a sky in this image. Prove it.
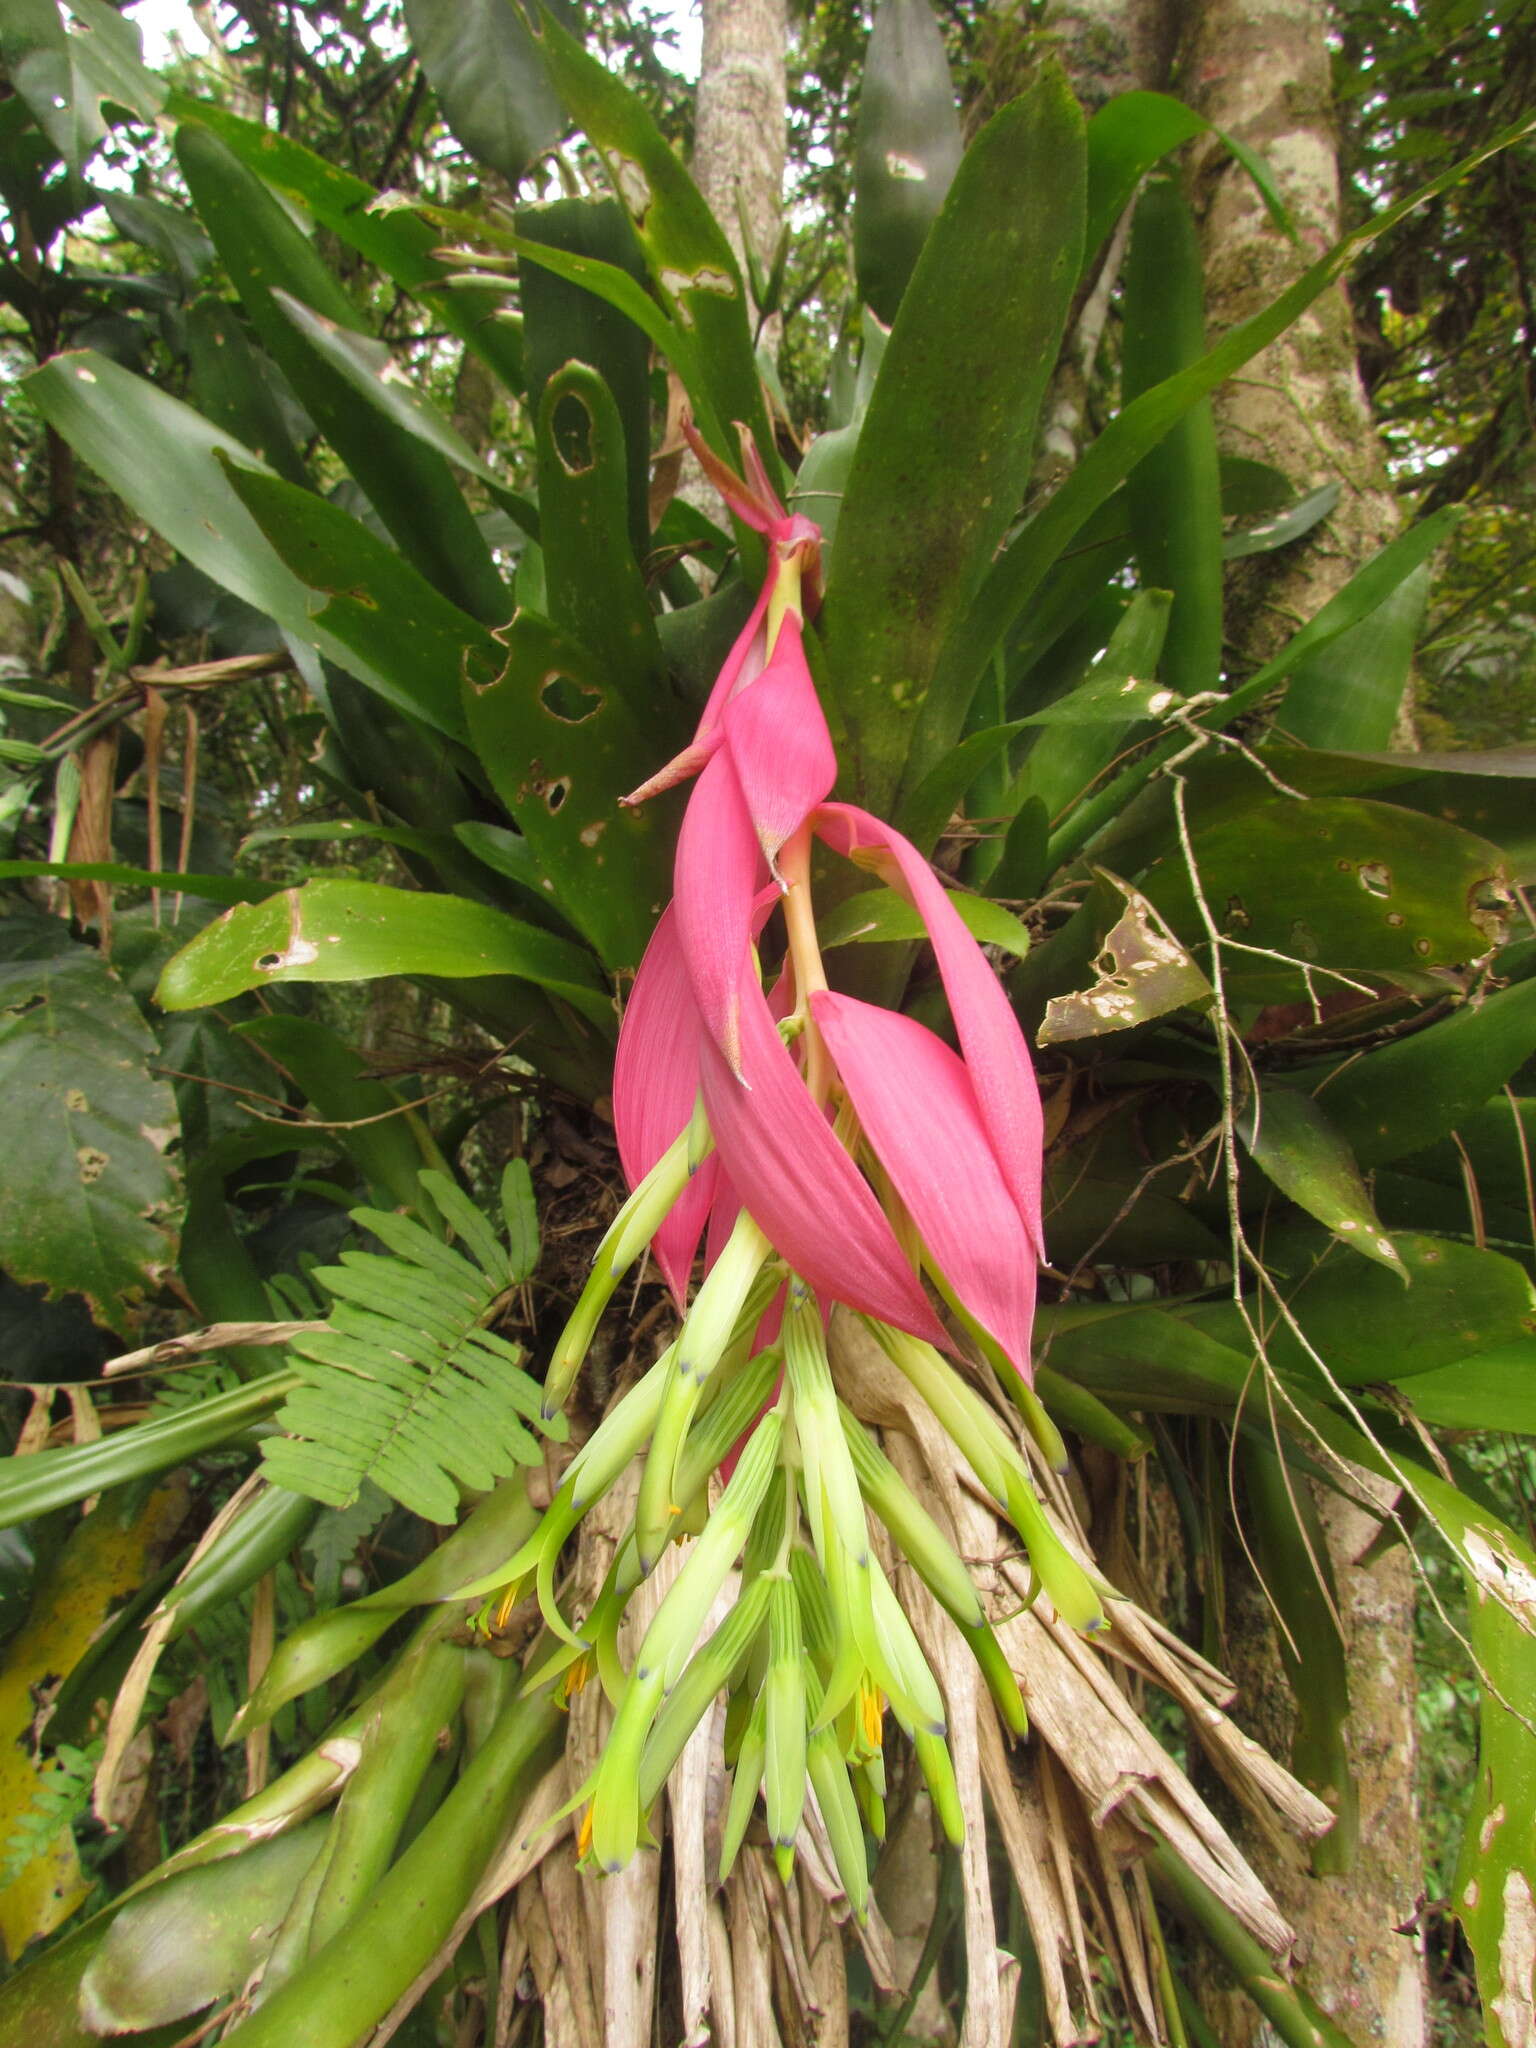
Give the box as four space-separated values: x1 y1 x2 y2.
124 0 704 81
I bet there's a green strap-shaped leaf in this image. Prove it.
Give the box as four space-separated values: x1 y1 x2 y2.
1278 559 1431 751
0 0 163 171
852 0 963 324
1298 974 1536 1168
185 297 310 487
155 880 611 1024
463 610 673 974
531 6 776 478
0 859 265 905
824 68 1086 816
1223 480 1340 561
271 291 504 489
219 457 497 743
176 123 507 627
161 92 527 397
1082 89 1292 270
534 363 677 741
404 0 564 184
517 197 654 560
0 952 178 1335
1238 1085 1406 1276
1121 172 1223 699
816 885 1031 962
919 112 1535 803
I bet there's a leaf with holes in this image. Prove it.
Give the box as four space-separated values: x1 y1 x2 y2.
154 880 611 1024
463 611 674 974
0 952 178 1334
1141 796 1510 997
1039 876 1210 1042
1 0 163 171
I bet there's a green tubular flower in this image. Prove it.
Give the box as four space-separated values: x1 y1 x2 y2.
586 1410 783 1872
637 1570 773 1808
635 1212 773 1573
873 1325 1107 1635
807 1722 869 1922
913 1728 965 1847
839 1401 1026 1734
764 1576 809 1879
543 1125 707 1419
719 1685 768 1883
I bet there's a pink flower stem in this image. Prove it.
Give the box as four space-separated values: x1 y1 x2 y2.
778 824 834 1109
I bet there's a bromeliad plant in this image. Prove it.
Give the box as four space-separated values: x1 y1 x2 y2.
4 2 1536 2044
453 434 1094 1892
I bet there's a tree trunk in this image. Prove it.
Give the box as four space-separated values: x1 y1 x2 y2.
1184 0 1399 670
692 0 787 290
1180 4 1428 2040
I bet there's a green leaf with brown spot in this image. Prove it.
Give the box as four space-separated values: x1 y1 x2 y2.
155 880 611 1023
1140 796 1509 998
1239 1084 1407 1276
825 68 1086 814
0 952 178 1334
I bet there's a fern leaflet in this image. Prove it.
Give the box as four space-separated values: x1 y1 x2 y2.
260 1167 559 1521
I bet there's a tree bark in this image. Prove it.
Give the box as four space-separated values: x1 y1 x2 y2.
1184 0 1399 671
1180 4 1428 2041
692 0 787 285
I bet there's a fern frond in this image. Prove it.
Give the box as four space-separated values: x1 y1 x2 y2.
260 1173 558 1521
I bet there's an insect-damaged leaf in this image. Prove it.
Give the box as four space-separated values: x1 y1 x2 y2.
0 952 178 1335
155 880 611 1024
463 611 674 975
1039 875 1210 1042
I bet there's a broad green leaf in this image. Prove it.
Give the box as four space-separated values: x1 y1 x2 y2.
1142 796 1508 996
501 1158 540 1283
0 0 162 171
404 0 564 184
20 351 415 704
1223 481 1340 560
463 611 674 973
1239 1085 1406 1275
1184 1233 1536 1387
1037 1303 1250 1412
79 1824 326 2033
160 92 527 396
1018 673 1183 728
533 362 674 739
155 880 611 1024
517 197 653 558
1082 90 1291 268
826 68 1086 815
176 123 507 627
0 952 177 1334
1299 976 1536 1168
852 0 962 324
1398 1342 1536 1433
271 291 503 487
817 885 1031 961
1278 559 1431 751
220 458 497 742
533 8 774 476
1121 173 1223 698
1038 875 1210 1042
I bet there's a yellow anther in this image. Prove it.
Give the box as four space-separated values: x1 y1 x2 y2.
859 1682 885 1751
561 1653 593 1702
577 1805 594 1859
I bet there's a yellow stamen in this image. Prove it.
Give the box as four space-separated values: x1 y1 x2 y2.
560 1652 592 1703
859 1682 886 1751
577 1805 594 1859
